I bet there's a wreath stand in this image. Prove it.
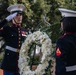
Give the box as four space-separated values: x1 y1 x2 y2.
18 31 53 75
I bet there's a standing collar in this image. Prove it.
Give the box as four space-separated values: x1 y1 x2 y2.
60 32 76 38
11 24 21 28
64 32 76 35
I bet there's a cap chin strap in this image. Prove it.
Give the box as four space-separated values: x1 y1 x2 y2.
13 18 21 25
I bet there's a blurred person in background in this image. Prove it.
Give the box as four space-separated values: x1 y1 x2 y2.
55 8 76 75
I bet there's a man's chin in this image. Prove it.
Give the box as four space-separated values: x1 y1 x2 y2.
17 22 22 24
16 22 22 26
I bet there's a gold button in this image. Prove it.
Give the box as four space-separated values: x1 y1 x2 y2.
19 38 21 40
18 28 20 30
16 49 20 52
19 34 20 36
19 41 20 43
19 45 20 47
19 31 20 33
12 35 13 36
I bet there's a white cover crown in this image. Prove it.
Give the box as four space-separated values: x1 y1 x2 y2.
58 8 76 17
7 4 25 13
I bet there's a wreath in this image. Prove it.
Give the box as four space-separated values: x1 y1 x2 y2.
18 31 53 75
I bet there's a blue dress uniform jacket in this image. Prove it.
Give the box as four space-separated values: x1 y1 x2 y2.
0 19 29 73
55 33 76 75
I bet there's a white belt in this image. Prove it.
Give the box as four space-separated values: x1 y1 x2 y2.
66 65 76 72
6 46 20 52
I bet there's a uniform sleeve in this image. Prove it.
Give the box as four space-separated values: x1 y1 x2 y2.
0 19 7 28
55 38 67 75
0 19 7 36
0 28 4 37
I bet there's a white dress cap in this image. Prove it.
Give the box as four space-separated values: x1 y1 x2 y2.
58 8 76 17
7 4 25 13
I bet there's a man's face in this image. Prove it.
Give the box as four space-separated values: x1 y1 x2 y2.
13 13 23 24
60 22 63 31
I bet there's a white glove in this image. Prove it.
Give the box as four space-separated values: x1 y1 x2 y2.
5 12 17 22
